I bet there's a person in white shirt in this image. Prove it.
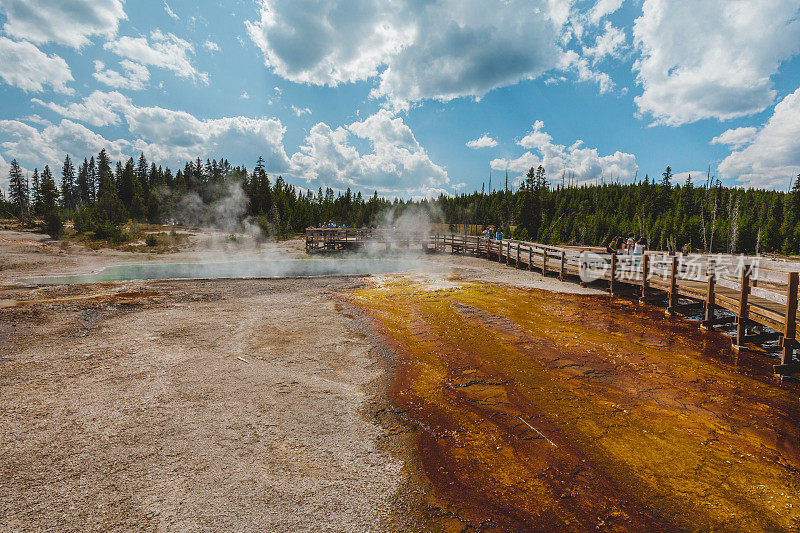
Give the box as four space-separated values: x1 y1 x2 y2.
624 233 636 255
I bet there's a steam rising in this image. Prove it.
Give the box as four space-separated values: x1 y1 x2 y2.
364 202 443 256
173 182 253 235
24 184 452 284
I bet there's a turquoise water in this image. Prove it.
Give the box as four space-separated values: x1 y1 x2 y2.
25 259 420 284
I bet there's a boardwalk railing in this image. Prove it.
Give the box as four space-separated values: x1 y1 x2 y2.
305 228 430 252
306 228 800 376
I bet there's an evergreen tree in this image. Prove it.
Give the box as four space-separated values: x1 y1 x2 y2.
136 153 149 199
39 166 59 213
782 174 800 253
77 158 91 206
8 158 28 218
659 166 673 213
61 154 76 210
96 149 114 199
119 158 136 213
30 168 42 215
37 166 61 238
88 156 97 202
516 167 538 239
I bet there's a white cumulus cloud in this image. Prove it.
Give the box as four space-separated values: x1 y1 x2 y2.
0 118 131 167
587 0 623 25
1 93 290 173
492 120 638 185
93 59 150 91
246 0 571 105
633 0 800 126
32 90 130 127
710 127 758 150
203 40 219 52
0 0 126 48
105 29 209 84
0 37 73 93
291 105 311 117
291 109 449 197
5 94 454 197
583 21 626 61
559 50 614 93
466 135 498 149
718 88 800 188
245 0 411 87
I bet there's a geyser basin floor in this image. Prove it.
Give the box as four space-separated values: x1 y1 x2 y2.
24 258 421 284
0 276 426 531
350 278 800 532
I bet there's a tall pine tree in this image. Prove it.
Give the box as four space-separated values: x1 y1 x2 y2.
96 149 114 200
61 154 76 210
77 158 90 206
8 159 28 218
30 168 42 215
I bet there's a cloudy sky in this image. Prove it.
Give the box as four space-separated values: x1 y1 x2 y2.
1 0 799 197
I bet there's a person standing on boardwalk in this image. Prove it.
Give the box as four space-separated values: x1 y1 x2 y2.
606 236 623 254
624 233 636 254
633 237 646 256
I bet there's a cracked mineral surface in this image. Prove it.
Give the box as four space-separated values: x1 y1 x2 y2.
350 278 800 532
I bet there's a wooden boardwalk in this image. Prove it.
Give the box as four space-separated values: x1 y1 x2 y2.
306 229 800 377
305 228 429 252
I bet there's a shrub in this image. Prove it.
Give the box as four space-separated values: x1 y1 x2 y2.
72 198 130 244
145 234 158 247
44 212 63 239
73 205 92 234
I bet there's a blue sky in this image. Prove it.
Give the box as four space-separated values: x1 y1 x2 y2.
1 0 799 198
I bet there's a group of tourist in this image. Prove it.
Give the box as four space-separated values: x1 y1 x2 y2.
606 233 646 256
482 228 503 240
476 227 646 256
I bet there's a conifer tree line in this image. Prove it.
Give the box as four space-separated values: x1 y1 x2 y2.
2 149 800 254
436 165 800 255
1 150 394 240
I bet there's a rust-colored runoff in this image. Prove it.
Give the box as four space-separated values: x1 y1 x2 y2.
350 280 800 532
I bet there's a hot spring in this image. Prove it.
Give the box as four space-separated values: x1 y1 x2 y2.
25 258 423 284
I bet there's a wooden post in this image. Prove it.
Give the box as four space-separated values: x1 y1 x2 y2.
700 260 716 331
781 272 798 365
506 241 511 265
579 253 587 287
733 267 750 351
528 246 533 271
542 249 548 276
665 256 678 316
516 242 521 268
609 253 617 294
640 254 650 302
559 251 566 281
